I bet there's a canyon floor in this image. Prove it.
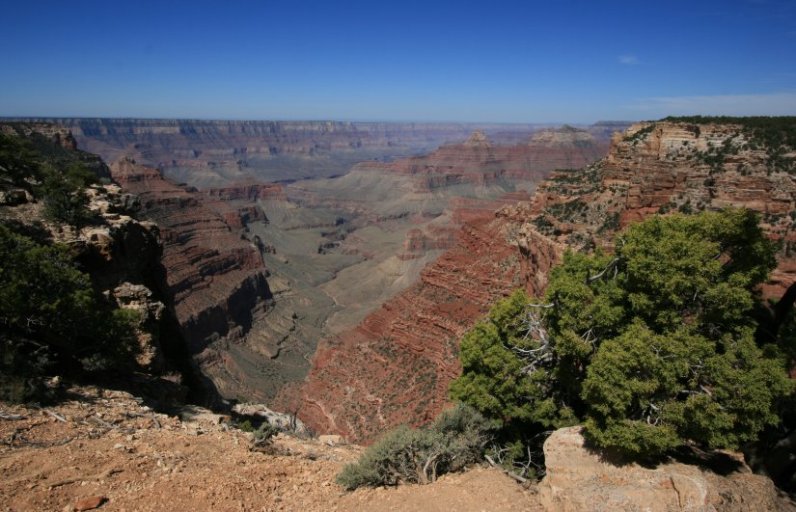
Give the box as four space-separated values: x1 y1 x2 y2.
0 387 542 512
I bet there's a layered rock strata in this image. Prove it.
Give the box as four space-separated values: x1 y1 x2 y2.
25 118 564 188
532 121 796 297
109 159 273 352
282 120 796 443
275 204 562 441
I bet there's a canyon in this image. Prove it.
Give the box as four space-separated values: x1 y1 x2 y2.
10 118 791 445
34 118 555 187
280 119 796 443
2 118 795 507
42 118 614 404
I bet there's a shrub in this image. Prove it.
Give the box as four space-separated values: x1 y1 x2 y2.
41 162 96 227
450 209 794 460
336 403 490 490
0 133 41 186
0 225 139 402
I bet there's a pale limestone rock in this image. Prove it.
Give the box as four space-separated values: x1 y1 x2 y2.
539 427 785 512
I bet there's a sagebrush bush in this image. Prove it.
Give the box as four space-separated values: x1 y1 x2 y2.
336 403 490 490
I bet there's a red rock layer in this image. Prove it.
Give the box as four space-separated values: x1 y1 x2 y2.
203 183 286 202
275 204 561 442
533 121 796 297
110 159 272 351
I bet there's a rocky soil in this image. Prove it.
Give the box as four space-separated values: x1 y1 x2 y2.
0 387 542 512
2 388 791 512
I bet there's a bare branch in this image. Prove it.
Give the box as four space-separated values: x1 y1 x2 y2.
587 258 619 283
42 409 66 423
485 454 529 483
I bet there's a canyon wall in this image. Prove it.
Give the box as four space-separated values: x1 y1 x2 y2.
532 121 796 296
25 118 561 187
16 118 627 189
280 120 796 443
286 126 611 217
109 159 273 354
275 203 563 441
349 126 610 192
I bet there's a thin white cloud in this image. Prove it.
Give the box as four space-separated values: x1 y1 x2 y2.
628 92 796 117
618 55 639 65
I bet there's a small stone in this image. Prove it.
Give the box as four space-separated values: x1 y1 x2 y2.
318 434 344 446
74 495 106 511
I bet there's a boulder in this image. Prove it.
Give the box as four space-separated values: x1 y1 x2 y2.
232 403 308 435
0 188 31 206
538 427 790 512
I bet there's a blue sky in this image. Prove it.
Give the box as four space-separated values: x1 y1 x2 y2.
1 0 795 122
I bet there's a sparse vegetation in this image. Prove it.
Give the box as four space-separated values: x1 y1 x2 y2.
665 116 796 173
336 404 490 490
598 212 620 233
544 199 588 223
623 123 656 144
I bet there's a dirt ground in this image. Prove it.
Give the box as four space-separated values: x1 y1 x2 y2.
0 387 542 512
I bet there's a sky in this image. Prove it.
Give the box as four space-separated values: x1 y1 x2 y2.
1 0 795 123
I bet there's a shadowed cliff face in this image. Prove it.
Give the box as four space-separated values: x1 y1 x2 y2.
109 159 273 352
279 120 796 443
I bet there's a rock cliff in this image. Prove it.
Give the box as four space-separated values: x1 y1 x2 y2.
275 203 562 441
27 118 563 188
282 119 796 443
532 120 796 297
344 127 610 193
109 159 273 354
0 124 171 374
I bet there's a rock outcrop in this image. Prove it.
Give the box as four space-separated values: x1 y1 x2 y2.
0 124 171 373
202 182 286 202
538 427 790 512
532 120 796 297
109 158 273 353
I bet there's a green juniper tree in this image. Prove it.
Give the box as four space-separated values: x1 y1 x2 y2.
451 209 793 460
0 225 139 402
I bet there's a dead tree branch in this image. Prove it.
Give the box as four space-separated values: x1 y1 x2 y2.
48 468 121 489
